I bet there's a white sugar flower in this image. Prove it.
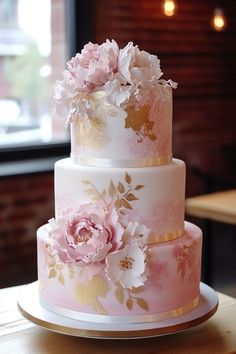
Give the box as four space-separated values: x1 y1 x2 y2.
105 244 147 289
103 78 131 108
53 81 76 125
124 222 151 248
118 42 163 87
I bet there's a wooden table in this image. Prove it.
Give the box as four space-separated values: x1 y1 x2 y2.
185 189 236 225
185 189 236 284
1 285 236 354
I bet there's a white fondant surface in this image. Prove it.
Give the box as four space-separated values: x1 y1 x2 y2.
55 158 186 237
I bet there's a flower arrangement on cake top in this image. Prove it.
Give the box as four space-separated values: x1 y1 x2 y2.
54 39 177 126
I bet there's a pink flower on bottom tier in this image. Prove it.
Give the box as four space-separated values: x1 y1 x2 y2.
49 202 124 265
105 244 147 289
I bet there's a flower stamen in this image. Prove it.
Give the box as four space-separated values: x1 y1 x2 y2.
74 227 93 243
119 256 134 271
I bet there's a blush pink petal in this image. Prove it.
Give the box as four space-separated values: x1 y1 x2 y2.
49 201 124 270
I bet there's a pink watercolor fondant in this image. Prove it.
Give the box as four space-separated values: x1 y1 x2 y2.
138 199 185 234
37 222 202 317
126 90 172 159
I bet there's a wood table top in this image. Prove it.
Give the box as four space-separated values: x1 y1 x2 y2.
185 189 236 224
0 284 236 354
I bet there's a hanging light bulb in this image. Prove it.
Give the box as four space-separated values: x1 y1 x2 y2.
163 0 176 17
212 8 226 31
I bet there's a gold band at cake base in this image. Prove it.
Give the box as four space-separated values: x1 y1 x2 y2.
71 155 172 168
147 228 184 245
39 296 199 324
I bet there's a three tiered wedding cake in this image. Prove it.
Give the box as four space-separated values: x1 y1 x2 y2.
37 40 202 323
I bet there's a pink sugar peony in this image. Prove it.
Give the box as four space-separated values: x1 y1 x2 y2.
49 202 124 266
63 39 119 91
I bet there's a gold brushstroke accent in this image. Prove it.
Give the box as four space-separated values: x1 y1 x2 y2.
148 228 184 245
114 282 149 312
127 287 149 312
125 104 157 142
82 172 144 211
46 243 65 285
74 276 109 315
175 240 198 281
76 117 110 150
73 91 119 149
115 284 125 304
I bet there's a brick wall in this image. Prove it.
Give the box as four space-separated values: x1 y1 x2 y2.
0 172 54 288
94 0 236 197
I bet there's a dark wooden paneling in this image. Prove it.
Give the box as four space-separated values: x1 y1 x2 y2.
94 0 236 196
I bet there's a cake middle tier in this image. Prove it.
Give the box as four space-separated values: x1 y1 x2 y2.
55 158 185 239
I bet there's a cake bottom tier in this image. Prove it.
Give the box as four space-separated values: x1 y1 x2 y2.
37 221 202 322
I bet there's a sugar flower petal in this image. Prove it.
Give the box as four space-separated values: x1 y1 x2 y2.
48 201 124 272
105 244 147 289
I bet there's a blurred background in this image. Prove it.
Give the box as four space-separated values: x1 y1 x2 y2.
0 0 235 296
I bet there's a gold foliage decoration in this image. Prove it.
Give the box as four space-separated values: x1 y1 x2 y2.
82 172 144 212
74 276 109 315
46 244 65 285
77 116 111 150
125 105 157 143
115 283 149 312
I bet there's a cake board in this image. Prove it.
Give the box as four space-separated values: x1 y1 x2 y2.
17 281 218 339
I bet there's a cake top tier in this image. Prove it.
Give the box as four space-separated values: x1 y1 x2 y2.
54 40 177 167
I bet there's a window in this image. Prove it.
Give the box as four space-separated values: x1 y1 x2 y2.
0 0 68 148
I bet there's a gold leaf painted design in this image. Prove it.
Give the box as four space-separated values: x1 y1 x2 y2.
135 185 145 190
126 298 133 310
136 298 149 311
117 182 125 193
74 276 109 315
46 243 74 285
126 193 138 201
114 199 123 209
82 180 107 205
68 265 75 279
81 179 90 185
49 268 57 279
114 283 149 312
58 272 65 285
108 181 116 198
130 286 143 294
46 244 65 285
121 199 132 209
174 240 198 281
125 105 157 143
83 172 144 211
76 117 110 150
128 287 149 312
112 173 142 211
125 172 132 184
115 283 125 304
74 91 119 150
